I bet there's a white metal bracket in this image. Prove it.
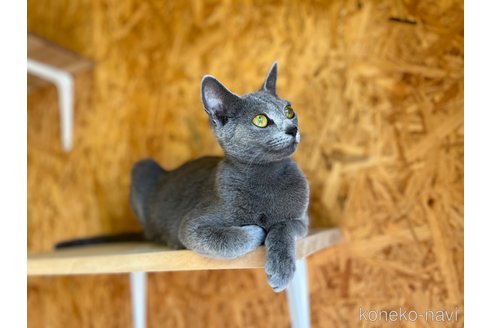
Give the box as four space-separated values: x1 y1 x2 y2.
27 58 74 151
286 258 310 328
130 272 147 328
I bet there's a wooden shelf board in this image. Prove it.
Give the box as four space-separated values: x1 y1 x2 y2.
27 228 342 276
27 33 93 93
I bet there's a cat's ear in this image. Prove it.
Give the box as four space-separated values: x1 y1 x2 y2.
201 75 240 126
260 62 278 95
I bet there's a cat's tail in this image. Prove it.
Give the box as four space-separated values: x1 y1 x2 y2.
130 158 166 224
55 232 145 249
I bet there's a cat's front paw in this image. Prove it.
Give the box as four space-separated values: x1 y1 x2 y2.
240 225 266 249
265 252 296 292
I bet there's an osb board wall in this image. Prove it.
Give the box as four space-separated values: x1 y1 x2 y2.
27 0 464 327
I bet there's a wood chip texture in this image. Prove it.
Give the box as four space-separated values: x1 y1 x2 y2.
27 0 464 327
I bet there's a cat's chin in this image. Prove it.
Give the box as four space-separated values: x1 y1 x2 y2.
286 138 299 149
270 141 298 158
285 142 298 155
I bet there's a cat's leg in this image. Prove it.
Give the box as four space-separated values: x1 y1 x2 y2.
265 219 307 292
178 215 266 259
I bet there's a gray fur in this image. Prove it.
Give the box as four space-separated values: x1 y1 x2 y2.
130 62 309 292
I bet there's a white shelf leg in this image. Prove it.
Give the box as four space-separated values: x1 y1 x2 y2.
286 258 310 328
55 75 74 151
130 272 147 328
27 58 74 151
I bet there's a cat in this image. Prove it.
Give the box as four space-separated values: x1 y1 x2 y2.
130 62 309 292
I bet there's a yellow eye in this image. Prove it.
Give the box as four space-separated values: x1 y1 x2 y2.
284 105 295 119
252 114 268 128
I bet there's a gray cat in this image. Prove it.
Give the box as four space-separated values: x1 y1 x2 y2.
130 62 309 292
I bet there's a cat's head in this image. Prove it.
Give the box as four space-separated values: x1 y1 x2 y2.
201 62 300 164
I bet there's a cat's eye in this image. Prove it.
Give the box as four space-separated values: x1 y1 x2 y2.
252 114 268 128
284 105 295 119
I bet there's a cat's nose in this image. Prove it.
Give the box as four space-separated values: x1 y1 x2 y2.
285 126 298 137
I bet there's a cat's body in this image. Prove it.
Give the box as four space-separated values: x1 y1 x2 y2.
131 154 308 254
130 63 309 291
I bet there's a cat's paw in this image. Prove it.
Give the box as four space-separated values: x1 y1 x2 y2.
240 225 266 249
265 252 296 292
